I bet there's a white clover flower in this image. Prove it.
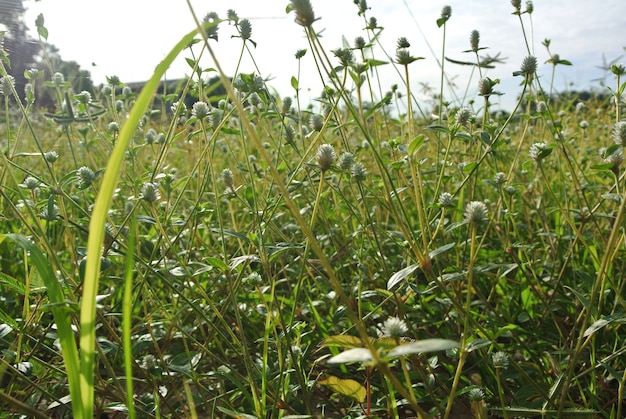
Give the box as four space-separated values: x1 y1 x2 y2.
492 351 509 369
612 121 626 146
438 192 454 207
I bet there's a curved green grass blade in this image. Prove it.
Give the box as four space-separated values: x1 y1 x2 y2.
79 23 210 418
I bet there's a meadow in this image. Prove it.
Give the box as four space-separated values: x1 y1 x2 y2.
0 0 625 417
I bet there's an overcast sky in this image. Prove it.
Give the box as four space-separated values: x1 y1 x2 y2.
23 0 626 111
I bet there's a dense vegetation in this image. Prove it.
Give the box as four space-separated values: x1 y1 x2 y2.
0 1 625 418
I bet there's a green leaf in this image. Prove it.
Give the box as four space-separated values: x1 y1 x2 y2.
217 407 258 419
427 124 450 134
386 339 460 358
387 263 420 290
291 76 299 90
429 243 455 259
327 348 374 364
408 135 425 156
318 376 366 403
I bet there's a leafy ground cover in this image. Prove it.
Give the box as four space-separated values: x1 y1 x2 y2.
0 1 625 418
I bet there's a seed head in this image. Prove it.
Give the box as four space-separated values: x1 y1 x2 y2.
492 351 509 369
536 101 547 113
290 0 316 27
380 316 408 338
122 86 132 96
612 121 626 146
316 144 336 172
140 182 161 203
464 201 488 225
337 152 355 171
356 0 368 14
469 30 480 53
295 49 307 59
192 101 210 120
101 84 112 96
367 17 378 29
238 19 252 40
525 1 534 13
511 0 522 11
145 128 157 144
351 162 367 182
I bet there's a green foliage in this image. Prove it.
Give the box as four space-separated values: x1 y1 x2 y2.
0 2 625 418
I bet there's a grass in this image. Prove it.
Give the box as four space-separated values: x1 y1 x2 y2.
0 0 625 417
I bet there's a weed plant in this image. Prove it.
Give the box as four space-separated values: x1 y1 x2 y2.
0 0 625 418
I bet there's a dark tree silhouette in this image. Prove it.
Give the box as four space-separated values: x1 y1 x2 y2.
0 0 40 100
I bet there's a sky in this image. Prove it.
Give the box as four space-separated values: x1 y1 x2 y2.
22 0 626 112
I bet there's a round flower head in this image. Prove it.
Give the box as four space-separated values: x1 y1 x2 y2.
281 96 292 115
468 387 485 402
529 142 550 162
107 122 120 134
511 0 521 11
397 37 410 49
438 192 454 207
478 78 492 97
203 12 220 40
605 149 624 170
380 316 408 338
192 101 210 120
492 351 509 369
612 121 626 146
520 56 537 80
337 152 355 171
52 72 65 86
495 172 506 184
44 151 59 164
354 36 366 50
440 5 452 20
525 0 534 13
309 114 324 132
351 162 367 182
455 107 473 127
77 166 96 189
316 144 336 172
22 176 41 190
75 90 91 104
464 201 488 225
140 182 161 203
